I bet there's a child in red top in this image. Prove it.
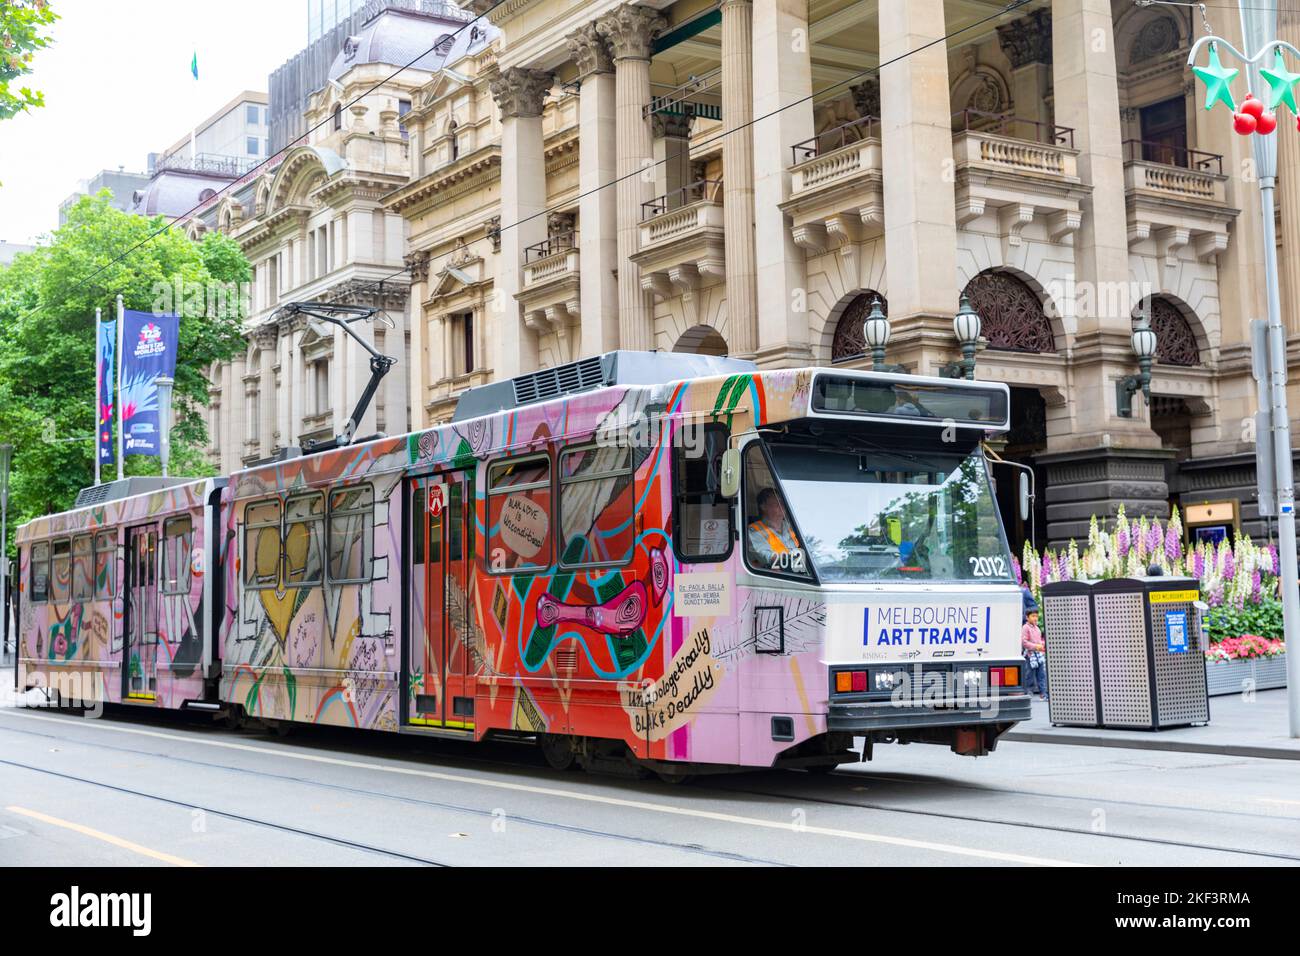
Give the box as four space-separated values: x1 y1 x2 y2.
1022 609 1048 700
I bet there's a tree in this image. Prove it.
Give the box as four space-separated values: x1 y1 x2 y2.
0 191 250 532
1 0 57 121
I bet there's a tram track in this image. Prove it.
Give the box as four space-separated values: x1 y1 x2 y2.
3 707 1294 865
0 757 453 867
0 717 790 867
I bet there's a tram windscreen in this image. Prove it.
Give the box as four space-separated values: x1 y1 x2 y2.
765 440 1013 584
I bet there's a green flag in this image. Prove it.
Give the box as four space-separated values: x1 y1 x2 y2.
190 51 198 81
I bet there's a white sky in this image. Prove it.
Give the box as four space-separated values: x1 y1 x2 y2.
0 0 305 245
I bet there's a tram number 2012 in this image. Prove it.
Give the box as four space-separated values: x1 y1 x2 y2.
771 549 807 573
968 555 1008 578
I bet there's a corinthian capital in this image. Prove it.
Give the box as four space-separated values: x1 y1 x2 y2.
596 4 666 62
489 66 555 120
566 23 614 78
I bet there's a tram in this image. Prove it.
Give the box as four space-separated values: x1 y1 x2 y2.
14 351 1031 777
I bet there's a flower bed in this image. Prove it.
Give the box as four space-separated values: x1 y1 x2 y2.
1206 653 1288 696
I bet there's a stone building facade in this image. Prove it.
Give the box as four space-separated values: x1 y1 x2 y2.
381 0 1300 554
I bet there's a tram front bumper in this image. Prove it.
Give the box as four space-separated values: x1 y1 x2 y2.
827 692 1033 733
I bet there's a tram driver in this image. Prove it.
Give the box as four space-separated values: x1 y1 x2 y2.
747 486 801 567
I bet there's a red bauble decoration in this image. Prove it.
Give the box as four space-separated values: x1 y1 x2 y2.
1233 111 1258 135
1256 111 1278 135
1240 95 1265 119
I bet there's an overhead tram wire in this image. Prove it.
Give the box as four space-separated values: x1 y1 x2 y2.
18 0 1039 332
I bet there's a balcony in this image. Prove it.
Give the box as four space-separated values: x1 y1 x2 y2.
1122 140 1237 264
519 231 580 340
782 116 884 259
633 181 726 305
951 110 1086 251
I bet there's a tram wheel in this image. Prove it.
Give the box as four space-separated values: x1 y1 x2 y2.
654 767 696 785
222 706 246 731
805 762 841 774
269 718 294 737
538 734 577 771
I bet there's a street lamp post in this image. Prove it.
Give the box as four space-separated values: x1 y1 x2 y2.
0 444 11 656
1117 306 1158 418
155 376 174 478
953 294 982 381
862 297 891 371
1186 0 1300 734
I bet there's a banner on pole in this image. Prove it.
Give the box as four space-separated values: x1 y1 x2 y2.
120 310 180 457
97 318 116 467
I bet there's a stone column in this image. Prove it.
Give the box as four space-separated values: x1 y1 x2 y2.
567 24 621 358
489 66 554 378
879 0 959 373
753 0 815 366
226 355 246 472
255 328 277 458
720 0 758 356
597 4 665 352
1051 0 1156 444
405 251 430 430
652 112 693 212
996 8 1053 129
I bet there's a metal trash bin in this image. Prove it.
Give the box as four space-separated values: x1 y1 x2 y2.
1041 577 1209 730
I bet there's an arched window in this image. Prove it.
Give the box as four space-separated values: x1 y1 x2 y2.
962 271 1056 353
332 104 342 131
673 325 728 357
1143 297 1200 366
830 291 887 363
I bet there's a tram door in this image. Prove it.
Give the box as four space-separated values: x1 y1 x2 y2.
122 525 159 701
407 471 476 729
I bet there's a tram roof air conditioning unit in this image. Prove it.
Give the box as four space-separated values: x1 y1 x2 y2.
452 350 754 421
73 476 193 509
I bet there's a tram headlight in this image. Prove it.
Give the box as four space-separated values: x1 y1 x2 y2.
872 670 897 691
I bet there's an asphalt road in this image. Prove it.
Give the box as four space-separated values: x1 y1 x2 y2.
1 701 1296 867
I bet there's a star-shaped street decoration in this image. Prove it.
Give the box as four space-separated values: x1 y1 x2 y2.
1261 48 1300 114
1193 42 1239 112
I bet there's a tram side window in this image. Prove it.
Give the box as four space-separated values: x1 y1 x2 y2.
671 422 733 562
94 532 116 600
328 484 374 583
71 535 94 602
559 443 634 568
285 493 325 586
30 541 50 603
244 499 282 590
50 539 72 603
487 455 552 573
162 517 193 594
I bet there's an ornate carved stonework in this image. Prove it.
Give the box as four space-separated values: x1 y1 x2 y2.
566 22 613 78
1145 297 1200 366
489 66 555 120
405 249 431 283
253 326 278 351
963 271 1056 354
652 111 693 139
997 9 1053 69
831 292 888 363
484 215 502 252
849 77 880 119
1130 15 1180 64
596 4 666 62
965 71 1007 114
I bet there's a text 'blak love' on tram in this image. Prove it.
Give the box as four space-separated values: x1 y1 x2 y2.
15 350 1032 779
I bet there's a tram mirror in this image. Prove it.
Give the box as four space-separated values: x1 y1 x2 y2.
720 448 741 499
1019 472 1032 523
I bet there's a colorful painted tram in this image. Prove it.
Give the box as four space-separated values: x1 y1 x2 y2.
14 352 1032 776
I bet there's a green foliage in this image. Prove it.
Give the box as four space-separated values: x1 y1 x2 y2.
0 0 57 121
0 192 250 539
1203 598 1284 642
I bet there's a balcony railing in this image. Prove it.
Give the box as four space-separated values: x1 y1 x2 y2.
952 109 1074 148
791 115 880 165
1122 139 1223 175
523 230 577 264
642 180 723 222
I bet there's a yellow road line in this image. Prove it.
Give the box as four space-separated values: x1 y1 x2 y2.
0 709 1080 866
5 805 199 867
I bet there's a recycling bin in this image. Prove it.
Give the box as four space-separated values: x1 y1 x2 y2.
1040 577 1209 730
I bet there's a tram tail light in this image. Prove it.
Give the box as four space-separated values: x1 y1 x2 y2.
835 670 869 693
989 666 1020 688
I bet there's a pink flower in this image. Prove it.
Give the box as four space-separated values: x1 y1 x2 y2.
1042 552 1054 582
1165 525 1181 563
1011 555 1022 585
1117 524 1130 558
1223 549 1236 582
1252 570 1262 604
